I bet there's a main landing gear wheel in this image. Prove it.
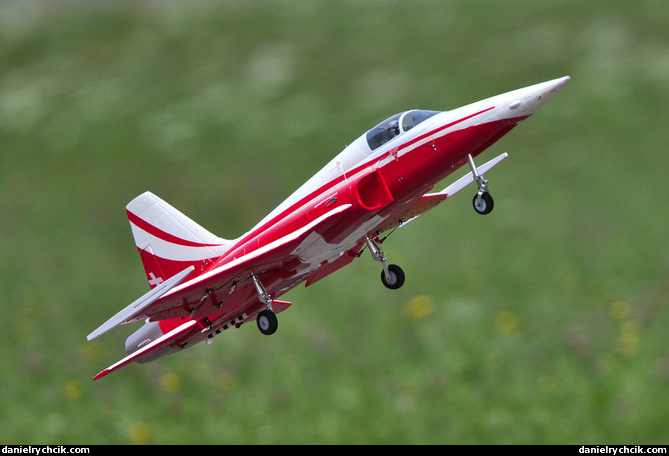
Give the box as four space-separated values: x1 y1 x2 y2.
473 192 494 215
365 236 406 290
381 264 405 290
257 309 278 336
252 274 278 335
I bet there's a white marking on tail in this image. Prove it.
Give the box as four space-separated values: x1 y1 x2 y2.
148 273 164 287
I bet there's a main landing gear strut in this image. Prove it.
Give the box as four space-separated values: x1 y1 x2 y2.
365 236 405 290
252 274 278 336
468 154 495 215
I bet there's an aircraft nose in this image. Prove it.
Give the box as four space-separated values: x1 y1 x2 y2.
506 76 570 116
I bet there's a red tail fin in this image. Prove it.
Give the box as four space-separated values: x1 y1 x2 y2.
126 192 231 288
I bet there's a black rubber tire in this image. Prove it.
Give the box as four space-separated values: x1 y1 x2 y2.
473 192 494 215
257 309 278 335
381 264 405 290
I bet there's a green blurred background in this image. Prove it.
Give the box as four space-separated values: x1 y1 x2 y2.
1 0 668 444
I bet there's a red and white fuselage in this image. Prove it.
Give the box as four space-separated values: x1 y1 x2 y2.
240 76 570 258
89 77 569 379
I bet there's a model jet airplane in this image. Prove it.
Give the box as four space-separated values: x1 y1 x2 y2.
88 76 569 379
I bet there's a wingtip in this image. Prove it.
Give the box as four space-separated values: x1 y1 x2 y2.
93 369 110 381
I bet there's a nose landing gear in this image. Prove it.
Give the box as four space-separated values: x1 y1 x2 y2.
468 154 495 215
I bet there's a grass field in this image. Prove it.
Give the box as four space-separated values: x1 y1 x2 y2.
1 0 668 444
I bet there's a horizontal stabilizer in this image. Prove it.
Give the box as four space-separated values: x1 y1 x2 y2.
87 266 195 341
93 320 198 380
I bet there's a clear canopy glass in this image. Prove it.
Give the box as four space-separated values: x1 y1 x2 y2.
365 110 440 151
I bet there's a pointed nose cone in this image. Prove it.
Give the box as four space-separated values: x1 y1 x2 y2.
507 76 570 117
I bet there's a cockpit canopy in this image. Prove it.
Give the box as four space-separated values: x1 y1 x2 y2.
366 110 440 151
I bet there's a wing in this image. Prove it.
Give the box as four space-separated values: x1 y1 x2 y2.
93 320 199 380
87 266 195 341
92 299 294 380
125 204 353 323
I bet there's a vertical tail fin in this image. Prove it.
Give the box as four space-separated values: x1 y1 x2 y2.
126 192 230 288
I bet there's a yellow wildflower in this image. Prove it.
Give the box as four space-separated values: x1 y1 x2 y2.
404 295 434 320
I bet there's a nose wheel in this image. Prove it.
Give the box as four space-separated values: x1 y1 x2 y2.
473 192 494 215
468 154 495 215
380 263 405 289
